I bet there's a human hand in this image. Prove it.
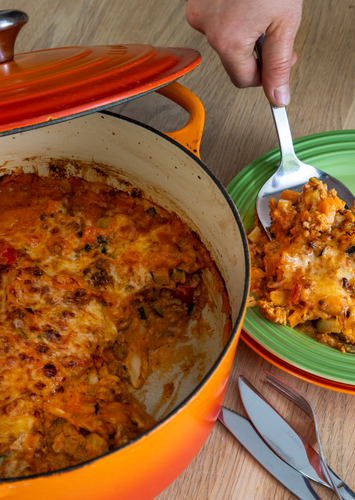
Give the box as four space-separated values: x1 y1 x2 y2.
186 0 303 106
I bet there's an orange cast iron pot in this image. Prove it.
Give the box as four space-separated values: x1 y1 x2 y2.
0 82 250 500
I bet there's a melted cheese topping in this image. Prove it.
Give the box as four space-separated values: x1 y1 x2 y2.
249 178 355 351
0 173 230 478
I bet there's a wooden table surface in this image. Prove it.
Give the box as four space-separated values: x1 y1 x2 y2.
3 0 355 498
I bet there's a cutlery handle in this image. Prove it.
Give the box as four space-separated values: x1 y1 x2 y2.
255 35 297 168
270 106 297 164
219 407 323 500
328 470 355 500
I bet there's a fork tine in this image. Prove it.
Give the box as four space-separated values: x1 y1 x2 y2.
265 372 312 417
265 371 319 423
264 370 342 500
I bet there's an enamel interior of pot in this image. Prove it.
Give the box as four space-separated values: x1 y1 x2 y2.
0 113 247 420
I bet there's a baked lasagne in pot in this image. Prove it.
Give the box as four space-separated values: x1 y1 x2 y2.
0 172 231 478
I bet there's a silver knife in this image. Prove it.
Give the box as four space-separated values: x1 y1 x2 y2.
218 406 322 500
238 376 355 500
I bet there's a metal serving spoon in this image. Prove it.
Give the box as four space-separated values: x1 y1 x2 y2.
255 35 355 239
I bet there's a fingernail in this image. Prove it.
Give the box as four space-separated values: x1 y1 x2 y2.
274 84 290 106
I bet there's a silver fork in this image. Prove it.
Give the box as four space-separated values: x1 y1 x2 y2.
254 35 355 240
264 370 342 499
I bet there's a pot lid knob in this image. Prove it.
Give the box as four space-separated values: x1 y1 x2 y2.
0 9 28 63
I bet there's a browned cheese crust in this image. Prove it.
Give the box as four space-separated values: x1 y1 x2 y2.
248 177 355 353
0 173 230 478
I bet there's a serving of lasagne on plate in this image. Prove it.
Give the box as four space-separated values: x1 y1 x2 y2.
0 172 230 478
249 177 355 353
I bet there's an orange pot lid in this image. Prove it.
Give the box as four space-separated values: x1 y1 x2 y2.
0 10 201 135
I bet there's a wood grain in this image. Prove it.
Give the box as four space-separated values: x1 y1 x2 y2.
1 0 355 498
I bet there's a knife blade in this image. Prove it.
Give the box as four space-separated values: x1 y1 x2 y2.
218 406 322 500
238 376 355 500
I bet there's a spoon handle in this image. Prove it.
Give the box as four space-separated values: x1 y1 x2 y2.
271 106 296 164
255 35 297 167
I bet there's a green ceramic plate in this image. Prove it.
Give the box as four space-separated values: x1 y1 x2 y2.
228 130 355 386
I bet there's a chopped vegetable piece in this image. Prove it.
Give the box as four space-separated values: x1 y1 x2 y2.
112 247 121 258
126 352 142 389
346 245 355 256
98 365 109 378
279 189 300 204
77 244 92 254
151 303 164 318
304 188 320 203
97 236 107 244
97 217 113 229
172 268 186 284
146 207 157 217
151 288 160 301
316 317 342 333
269 290 287 306
1 247 16 264
17 328 29 339
277 199 293 211
318 197 345 218
334 331 348 341
151 269 170 285
343 344 355 353
137 305 147 320
248 226 261 244
0 453 11 467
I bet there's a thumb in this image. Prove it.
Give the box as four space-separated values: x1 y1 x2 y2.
261 27 297 107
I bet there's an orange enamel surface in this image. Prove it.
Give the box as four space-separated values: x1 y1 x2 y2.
0 45 201 135
241 330 355 394
157 81 205 158
0 322 242 500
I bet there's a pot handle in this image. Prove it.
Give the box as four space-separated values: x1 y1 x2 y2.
156 81 205 159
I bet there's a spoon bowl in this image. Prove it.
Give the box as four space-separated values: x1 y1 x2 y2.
256 105 355 239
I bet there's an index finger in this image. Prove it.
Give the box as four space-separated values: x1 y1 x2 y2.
217 44 262 88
